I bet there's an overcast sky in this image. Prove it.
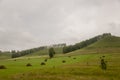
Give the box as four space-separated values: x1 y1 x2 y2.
0 0 120 51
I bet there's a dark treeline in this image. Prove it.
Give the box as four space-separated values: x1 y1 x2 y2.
63 33 111 53
11 46 46 58
11 43 66 58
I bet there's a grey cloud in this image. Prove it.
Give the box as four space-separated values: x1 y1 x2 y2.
0 29 37 50
0 0 120 51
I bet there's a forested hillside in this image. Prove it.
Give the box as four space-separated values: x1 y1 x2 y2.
63 33 112 53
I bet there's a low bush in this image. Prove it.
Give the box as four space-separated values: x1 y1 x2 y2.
73 58 76 59
26 63 32 67
100 56 107 70
41 62 46 65
44 59 48 62
0 65 6 69
62 60 66 63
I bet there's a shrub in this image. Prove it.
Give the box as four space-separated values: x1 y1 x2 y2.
44 59 48 62
41 62 46 65
62 60 66 63
102 56 105 58
49 48 55 58
100 56 107 70
73 58 76 59
26 63 32 67
0 65 6 69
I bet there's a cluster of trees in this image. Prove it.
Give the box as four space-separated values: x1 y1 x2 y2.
11 46 60 58
12 47 56 59
52 43 66 48
0 50 11 55
63 33 111 53
11 46 47 58
10 43 66 58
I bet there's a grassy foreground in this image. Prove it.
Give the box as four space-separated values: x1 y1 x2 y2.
0 53 120 80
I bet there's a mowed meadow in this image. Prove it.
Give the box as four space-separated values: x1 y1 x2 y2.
0 53 120 80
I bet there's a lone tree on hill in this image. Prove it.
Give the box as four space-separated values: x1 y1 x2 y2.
49 48 55 58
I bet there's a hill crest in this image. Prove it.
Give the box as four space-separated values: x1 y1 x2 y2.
67 35 120 55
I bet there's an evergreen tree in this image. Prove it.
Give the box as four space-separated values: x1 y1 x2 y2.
100 56 107 70
49 48 55 58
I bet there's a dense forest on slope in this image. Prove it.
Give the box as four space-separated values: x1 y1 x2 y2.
63 33 112 53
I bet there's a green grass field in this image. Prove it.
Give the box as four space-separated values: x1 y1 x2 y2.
0 53 120 80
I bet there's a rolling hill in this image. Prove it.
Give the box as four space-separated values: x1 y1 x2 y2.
87 36 120 48
67 35 120 55
24 34 120 57
0 33 120 59
0 33 120 80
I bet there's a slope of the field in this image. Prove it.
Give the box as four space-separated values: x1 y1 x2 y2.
67 36 120 55
0 53 11 60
